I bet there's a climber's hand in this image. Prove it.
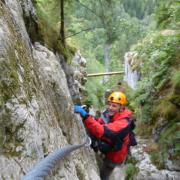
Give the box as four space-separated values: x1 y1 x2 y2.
74 105 88 118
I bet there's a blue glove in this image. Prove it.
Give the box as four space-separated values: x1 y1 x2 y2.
74 105 88 118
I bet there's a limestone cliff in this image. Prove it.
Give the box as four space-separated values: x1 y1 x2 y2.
0 0 100 179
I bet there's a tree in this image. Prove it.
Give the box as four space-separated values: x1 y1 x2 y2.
155 0 179 29
74 0 123 76
63 0 156 107
60 0 65 45
122 0 155 19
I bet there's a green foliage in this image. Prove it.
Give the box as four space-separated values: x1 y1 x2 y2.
125 155 139 180
129 17 179 166
125 164 138 180
33 0 180 170
169 71 180 107
85 59 105 109
154 100 177 120
34 0 75 60
35 0 60 46
132 32 179 124
150 151 165 169
66 0 155 108
122 0 155 19
172 70 180 91
150 122 180 169
155 0 180 29
131 77 154 124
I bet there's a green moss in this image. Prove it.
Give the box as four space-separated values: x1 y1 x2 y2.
75 165 86 180
153 99 179 122
0 55 19 107
0 107 11 150
172 71 180 89
150 151 165 169
159 122 179 142
1 112 25 156
0 127 5 148
125 155 139 180
125 163 139 180
170 94 180 108
152 122 180 167
55 40 74 63
36 18 75 62
136 124 153 138
0 2 33 103
169 71 180 107
15 43 32 100
0 41 33 105
0 3 33 155
153 71 180 121
34 1 76 62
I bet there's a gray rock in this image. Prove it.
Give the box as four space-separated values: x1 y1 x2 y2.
0 1 100 180
131 138 180 180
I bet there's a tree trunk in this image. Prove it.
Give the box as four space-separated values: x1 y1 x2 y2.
87 71 124 77
60 0 65 45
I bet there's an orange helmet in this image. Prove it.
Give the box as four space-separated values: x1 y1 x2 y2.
108 92 127 105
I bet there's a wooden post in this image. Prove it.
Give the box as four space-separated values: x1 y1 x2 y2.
87 71 124 77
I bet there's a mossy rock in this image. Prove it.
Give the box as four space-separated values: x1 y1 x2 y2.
169 94 180 108
169 71 180 107
153 98 179 122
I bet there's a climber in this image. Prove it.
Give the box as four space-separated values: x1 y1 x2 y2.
74 91 133 180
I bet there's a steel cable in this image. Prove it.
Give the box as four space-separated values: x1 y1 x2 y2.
23 137 91 180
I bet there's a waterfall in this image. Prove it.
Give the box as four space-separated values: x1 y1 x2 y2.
124 52 141 89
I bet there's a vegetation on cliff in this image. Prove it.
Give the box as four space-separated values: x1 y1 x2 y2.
129 0 180 168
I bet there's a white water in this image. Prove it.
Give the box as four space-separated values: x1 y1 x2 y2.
124 52 140 89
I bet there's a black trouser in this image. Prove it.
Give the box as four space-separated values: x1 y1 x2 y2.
100 158 122 180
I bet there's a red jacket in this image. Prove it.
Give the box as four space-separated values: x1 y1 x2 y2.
84 108 132 163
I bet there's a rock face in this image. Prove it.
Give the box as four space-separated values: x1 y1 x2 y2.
0 0 100 179
131 138 180 180
152 117 180 172
61 49 87 104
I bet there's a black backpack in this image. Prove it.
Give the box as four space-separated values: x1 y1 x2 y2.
90 117 137 153
124 117 137 147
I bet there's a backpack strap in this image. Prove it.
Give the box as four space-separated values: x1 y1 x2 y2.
123 117 136 130
99 120 131 152
103 125 130 143
123 117 137 146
